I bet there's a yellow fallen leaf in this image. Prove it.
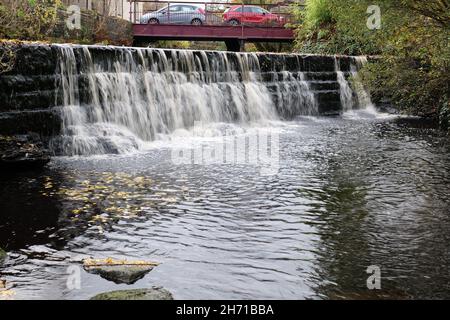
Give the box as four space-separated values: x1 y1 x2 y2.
0 290 15 299
83 257 160 267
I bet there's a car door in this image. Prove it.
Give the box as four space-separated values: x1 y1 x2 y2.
180 5 195 24
167 5 183 24
227 6 242 23
242 6 254 24
251 7 266 25
156 6 169 24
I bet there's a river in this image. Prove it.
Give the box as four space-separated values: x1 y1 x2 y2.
1 110 449 299
0 46 449 299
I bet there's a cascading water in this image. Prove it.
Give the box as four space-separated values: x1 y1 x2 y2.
50 45 322 156
334 55 375 112
50 45 372 156
334 57 354 111
350 56 376 111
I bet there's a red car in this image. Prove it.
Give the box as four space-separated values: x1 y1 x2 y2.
223 5 284 26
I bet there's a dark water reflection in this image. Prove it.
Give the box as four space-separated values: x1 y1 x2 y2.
1 113 450 299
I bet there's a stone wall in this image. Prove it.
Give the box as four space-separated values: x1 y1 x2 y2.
0 43 357 139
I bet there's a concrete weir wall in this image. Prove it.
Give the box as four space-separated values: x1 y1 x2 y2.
0 45 62 137
0 43 358 140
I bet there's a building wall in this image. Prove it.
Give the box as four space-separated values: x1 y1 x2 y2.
61 0 143 21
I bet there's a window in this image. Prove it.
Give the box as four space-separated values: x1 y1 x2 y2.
182 6 196 12
251 7 264 14
169 5 182 12
233 6 252 13
158 6 168 13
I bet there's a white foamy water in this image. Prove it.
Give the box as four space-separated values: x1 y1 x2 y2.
50 45 373 156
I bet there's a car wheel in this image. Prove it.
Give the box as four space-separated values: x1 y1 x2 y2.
191 18 202 26
148 18 159 25
229 19 240 26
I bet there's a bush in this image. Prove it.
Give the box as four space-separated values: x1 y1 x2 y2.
0 42 16 74
0 0 62 40
303 0 333 28
293 0 450 129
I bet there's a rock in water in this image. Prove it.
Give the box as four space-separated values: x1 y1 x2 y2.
0 248 6 265
0 134 50 170
85 265 156 284
90 287 173 300
83 258 159 284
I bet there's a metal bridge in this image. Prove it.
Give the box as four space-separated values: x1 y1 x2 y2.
130 1 298 51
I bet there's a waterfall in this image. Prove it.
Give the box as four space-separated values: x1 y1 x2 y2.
334 57 354 111
50 45 321 156
351 56 376 111
334 55 375 112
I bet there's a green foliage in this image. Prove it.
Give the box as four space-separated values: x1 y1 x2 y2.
294 0 390 55
0 0 61 40
0 2 133 46
303 0 333 28
293 0 450 127
151 41 192 50
0 42 16 74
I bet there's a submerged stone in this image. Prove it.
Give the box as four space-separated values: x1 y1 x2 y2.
90 287 173 300
0 134 50 170
83 258 159 284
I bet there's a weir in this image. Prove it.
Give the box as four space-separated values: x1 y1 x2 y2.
0 44 372 156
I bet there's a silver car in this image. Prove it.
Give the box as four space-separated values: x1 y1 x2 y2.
140 4 206 25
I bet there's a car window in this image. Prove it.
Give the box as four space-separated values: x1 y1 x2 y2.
158 6 168 13
182 5 195 12
243 7 253 13
169 5 182 12
234 7 242 13
252 7 264 14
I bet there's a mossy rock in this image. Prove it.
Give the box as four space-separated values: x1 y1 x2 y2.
84 264 156 284
0 248 6 265
90 287 173 300
83 258 159 284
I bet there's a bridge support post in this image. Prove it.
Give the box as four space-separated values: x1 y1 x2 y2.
225 39 245 52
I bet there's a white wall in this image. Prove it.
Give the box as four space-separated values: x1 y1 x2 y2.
63 0 143 21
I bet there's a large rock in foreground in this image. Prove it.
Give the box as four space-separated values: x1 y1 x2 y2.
83 258 159 284
90 287 173 300
0 134 50 170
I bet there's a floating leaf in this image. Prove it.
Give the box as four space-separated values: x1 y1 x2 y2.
83 257 160 267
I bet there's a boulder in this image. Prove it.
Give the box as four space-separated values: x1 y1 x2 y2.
0 134 50 170
90 287 173 300
83 258 159 284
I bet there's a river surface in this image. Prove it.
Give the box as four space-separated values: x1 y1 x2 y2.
1 109 449 300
